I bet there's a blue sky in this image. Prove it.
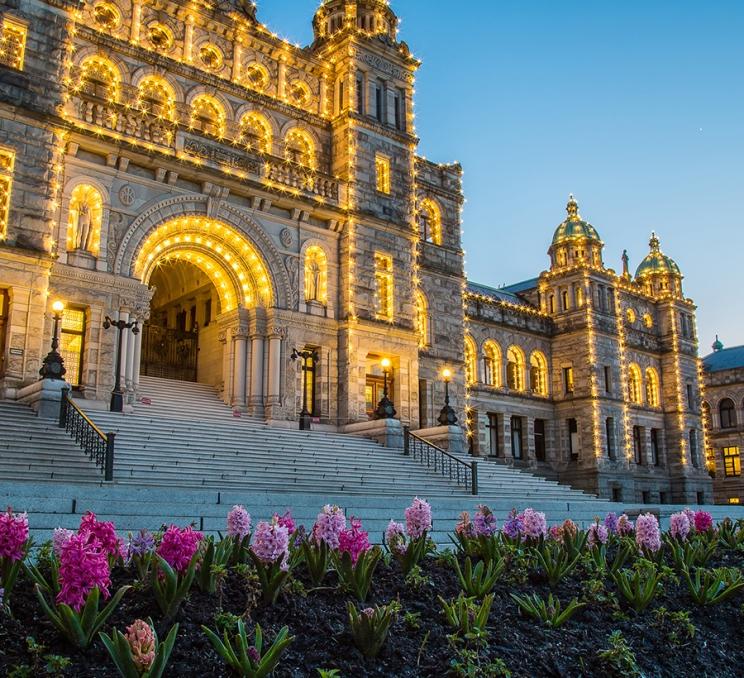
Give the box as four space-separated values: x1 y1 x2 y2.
257 1 744 352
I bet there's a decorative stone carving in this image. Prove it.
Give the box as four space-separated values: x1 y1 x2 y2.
118 184 135 206
284 254 299 310
182 136 261 174
279 227 293 248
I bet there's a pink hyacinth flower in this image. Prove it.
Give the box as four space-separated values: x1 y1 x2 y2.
693 510 713 533
125 619 156 672
251 518 290 570
635 513 661 553
0 508 29 562
338 517 370 564
669 512 691 540
404 497 432 539
311 505 346 550
227 505 251 539
56 532 111 612
78 512 122 559
385 520 406 555
520 508 548 540
157 525 203 573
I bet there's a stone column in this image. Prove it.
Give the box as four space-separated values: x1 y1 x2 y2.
130 0 142 44
124 322 136 390
277 60 286 100
232 332 247 409
131 324 143 394
232 40 242 82
319 74 328 117
501 414 514 463
117 309 129 385
249 333 264 414
267 330 282 406
219 329 230 404
184 16 194 63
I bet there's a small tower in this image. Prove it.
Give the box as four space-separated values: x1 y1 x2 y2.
548 195 604 271
312 0 399 44
634 232 683 298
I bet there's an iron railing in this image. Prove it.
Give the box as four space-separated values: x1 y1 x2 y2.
59 388 115 481
404 427 478 495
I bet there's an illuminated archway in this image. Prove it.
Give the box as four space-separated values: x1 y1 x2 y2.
133 216 274 313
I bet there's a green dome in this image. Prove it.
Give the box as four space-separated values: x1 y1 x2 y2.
635 233 681 279
551 196 601 246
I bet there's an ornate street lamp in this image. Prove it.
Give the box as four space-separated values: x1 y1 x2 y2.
39 300 67 380
374 357 396 419
291 347 319 430
103 315 139 413
438 367 458 426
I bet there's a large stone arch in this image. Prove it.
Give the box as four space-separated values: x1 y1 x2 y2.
114 194 293 309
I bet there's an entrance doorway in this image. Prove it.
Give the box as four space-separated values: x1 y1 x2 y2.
365 375 394 418
143 259 222 385
0 290 7 377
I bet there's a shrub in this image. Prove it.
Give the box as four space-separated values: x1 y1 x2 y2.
652 607 696 647
611 559 662 612
439 592 493 640
596 631 641 677
684 567 744 606
510 592 584 628
100 618 179 678
347 600 400 658
203 620 294 678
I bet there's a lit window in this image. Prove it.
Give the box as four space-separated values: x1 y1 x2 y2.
643 313 653 329
506 346 525 391
720 398 737 429
483 341 501 387
418 198 442 245
190 95 226 137
374 253 393 320
146 22 173 51
414 290 429 348
626 308 637 324
289 80 311 108
729 498 741 505
464 335 477 385
199 44 223 71
136 76 176 121
563 366 574 395
375 153 391 194
243 62 269 92
239 112 272 153
530 351 548 396
78 56 121 101
723 447 741 477
284 128 315 168
0 147 15 241
628 363 643 404
93 3 121 30
304 246 328 305
60 308 86 387
0 16 27 70
645 367 660 407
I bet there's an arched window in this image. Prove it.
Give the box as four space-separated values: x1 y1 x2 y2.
720 398 737 429
67 184 103 255
645 368 660 407
239 112 271 153
136 76 176 120
78 55 121 100
243 62 269 92
289 80 312 108
482 340 501 387
285 128 315 168
190 95 226 137
464 335 477 386
506 346 525 391
414 290 429 348
418 198 442 245
303 246 328 305
530 351 548 396
628 363 643 404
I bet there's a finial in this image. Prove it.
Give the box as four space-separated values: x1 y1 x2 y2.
566 194 579 219
649 232 660 251
713 335 724 352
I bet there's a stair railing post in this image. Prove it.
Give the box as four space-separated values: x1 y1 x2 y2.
471 460 478 496
104 432 115 482
58 387 70 428
403 425 410 456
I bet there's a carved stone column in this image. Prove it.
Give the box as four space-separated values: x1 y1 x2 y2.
277 60 287 100
130 0 142 43
131 323 143 395
117 309 129 385
232 331 248 409
249 333 265 415
218 329 230 404
266 327 285 408
319 74 328 117
124 321 136 390
232 39 242 81
184 16 195 63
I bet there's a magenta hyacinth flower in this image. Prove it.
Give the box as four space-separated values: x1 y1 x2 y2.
251 518 290 570
635 513 661 553
669 512 691 540
693 510 714 533
78 512 122 560
404 498 432 539
312 505 347 549
56 533 111 611
157 525 203 573
52 528 74 558
502 509 524 539
0 508 29 562
338 517 371 564
473 505 498 537
587 522 609 548
520 508 548 540
274 510 296 534
227 505 252 539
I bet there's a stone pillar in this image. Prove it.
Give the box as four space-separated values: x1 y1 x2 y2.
184 16 194 63
501 414 514 463
219 329 230 404
319 74 328 117
277 60 286 100
124 322 136 389
267 331 282 406
130 0 142 43
249 333 264 414
232 40 242 81
131 324 143 393
117 309 129 384
232 333 247 408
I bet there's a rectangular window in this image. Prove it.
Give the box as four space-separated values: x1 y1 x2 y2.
568 418 579 461
561 290 569 311
356 73 365 113
375 153 391 194
549 295 555 314
607 287 615 312
650 428 661 466
723 446 741 477
563 367 574 395
604 366 612 394
534 418 546 462
511 416 523 460
606 417 616 460
60 307 86 388
642 491 651 504
393 90 404 130
612 487 622 502
686 383 694 410
374 252 393 320
659 491 667 505
204 298 212 327
689 429 699 468
304 348 318 416
0 147 14 240
633 425 643 464
0 289 8 377
0 16 27 70
467 409 477 454
487 412 500 457
696 491 704 505
418 378 427 428
729 497 741 505
374 81 384 122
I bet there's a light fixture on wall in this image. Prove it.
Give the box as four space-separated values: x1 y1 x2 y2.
39 300 67 380
374 357 396 420
438 367 458 426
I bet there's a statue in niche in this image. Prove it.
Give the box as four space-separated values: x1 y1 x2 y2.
74 202 92 251
306 257 321 302
68 184 102 254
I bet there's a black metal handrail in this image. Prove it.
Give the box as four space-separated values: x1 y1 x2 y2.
59 388 115 481
403 426 478 495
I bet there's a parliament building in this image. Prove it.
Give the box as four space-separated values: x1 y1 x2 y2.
0 0 712 503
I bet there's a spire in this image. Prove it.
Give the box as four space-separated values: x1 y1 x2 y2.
712 335 724 352
566 194 579 220
649 231 661 252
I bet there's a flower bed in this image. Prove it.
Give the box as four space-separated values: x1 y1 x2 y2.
1 503 744 677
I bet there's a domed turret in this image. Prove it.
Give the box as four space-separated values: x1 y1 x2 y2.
712 335 724 352
313 0 399 44
548 195 604 270
635 233 683 298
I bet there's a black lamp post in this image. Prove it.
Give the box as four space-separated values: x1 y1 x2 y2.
374 357 396 419
438 367 459 426
291 347 318 430
39 300 67 380
103 315 139 412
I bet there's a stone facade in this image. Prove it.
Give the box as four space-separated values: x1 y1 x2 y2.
702 343 744 505
0 0 712 502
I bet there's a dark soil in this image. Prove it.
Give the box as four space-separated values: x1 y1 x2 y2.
1 546 743 677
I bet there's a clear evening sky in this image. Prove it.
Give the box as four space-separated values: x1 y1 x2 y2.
257 1 744 353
